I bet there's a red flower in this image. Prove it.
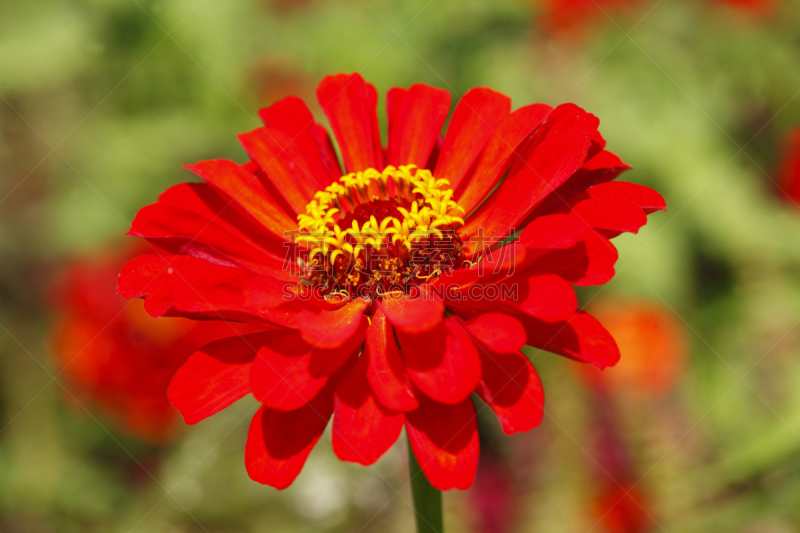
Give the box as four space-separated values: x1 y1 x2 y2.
51 244 254 443
534 0 645 36
119 73 665 489
593 483 653 533
777 126 800 206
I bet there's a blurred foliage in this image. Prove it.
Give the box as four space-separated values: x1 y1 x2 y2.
3 0 800 531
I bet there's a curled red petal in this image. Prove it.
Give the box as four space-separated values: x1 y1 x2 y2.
463 129 591 249
397 317 481 405
366 308 418 411
332 354 405 465
580 181 667 214
475 350 544 435
245 380 335 489
521 311 620 369
405 395 479 490
527 230 618 287
455 103 552 214
570 197 647 238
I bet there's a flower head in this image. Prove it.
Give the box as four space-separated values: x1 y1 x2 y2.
119 73 665 489
51 244 254 442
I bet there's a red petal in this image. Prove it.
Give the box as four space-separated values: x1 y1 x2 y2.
312 124 344 178
185 159 297 237
405 395 479 490
378 289 444 334
463 129 591 246
387 84 451 168
386 87 408 152
528 230 618 286
130 202 287 276
463 313 526 353
317 73 383 172
529 103 602 159
516 274 578 322
525 149 632 221
332 354 405 465
257 96 334 186
118 254 288 325
298 298 368 349
245 381 335 489
250 330 363 411
518 213 587 249
238 127 324 213
475 350 544 435
570 198 647 237
397 317 481 405
366 309 418 412
435 88 511 190
456 103 552 214
168 331 281 424
521 311 620 368
156 182 290 263
580 181 667 214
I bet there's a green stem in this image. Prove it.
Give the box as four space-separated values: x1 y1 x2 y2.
407 439 443 533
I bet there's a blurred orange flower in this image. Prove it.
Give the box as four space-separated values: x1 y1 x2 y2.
50 244 254 443
592 482 653 533
579 300 686 396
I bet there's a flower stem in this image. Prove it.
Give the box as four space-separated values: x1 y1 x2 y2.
407 440 443 533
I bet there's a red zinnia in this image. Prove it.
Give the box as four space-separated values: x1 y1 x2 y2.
51 245 253 442
535 0 644 36
119 73 665 489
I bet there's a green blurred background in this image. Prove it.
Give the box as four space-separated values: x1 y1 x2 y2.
3 0 800 531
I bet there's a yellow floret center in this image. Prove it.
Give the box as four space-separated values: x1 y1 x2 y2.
297 165 465 261
295 165 467 299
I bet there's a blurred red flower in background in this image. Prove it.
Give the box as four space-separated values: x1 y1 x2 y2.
119 72 665 489
712 0 775 14
578 300 686 397
592 482 653 533
586 381 656 533
535 0 775 36
50 244 253 443
534 0 644 36
252 58 314 108
777 126 800 206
